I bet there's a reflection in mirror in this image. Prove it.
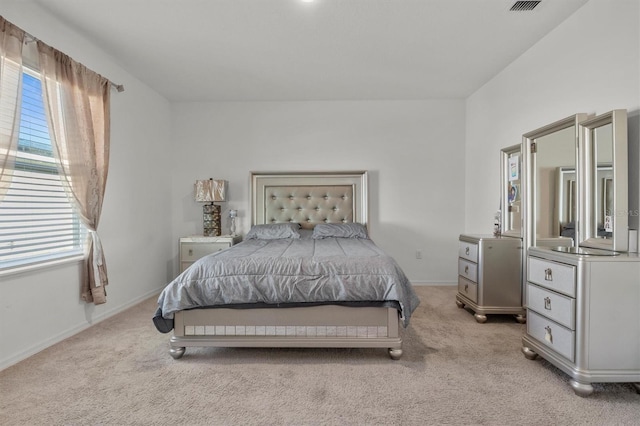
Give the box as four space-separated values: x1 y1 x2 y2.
594 124 613 237
557 167 577 240
579 110 628 252
596 165 613 237
500 144 522 237
550 246 620 256
534 126 576 242
556 165 612 242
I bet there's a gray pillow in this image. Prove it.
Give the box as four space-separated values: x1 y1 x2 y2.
312 223 369 239
245 223 301 240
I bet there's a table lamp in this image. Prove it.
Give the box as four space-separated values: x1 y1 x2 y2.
194 179 227 236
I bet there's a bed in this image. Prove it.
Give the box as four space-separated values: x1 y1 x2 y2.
154 171 420 360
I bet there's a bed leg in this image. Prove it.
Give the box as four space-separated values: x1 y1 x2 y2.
388 348 403 360
169 346 185 360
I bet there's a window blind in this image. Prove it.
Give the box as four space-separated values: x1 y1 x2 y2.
0 71 85 269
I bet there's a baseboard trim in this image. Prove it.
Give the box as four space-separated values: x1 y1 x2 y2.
0 287 163 371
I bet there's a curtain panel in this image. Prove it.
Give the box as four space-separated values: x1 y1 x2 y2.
0 17 25 201
37 42 111 305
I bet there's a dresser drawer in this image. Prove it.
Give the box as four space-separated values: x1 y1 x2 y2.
527 310 575 362
181 242 230 262
458 276 478 303
528 257 575 297
458 241 478 262
526 283 575 329
458 258 478 283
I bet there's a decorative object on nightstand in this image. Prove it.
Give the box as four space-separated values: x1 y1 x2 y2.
228 209 238 236
493 210 502 236
179 235 241 273
194 178 227 236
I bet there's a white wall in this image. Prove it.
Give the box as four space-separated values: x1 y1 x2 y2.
465 0 640 235
0 4 174 369
171 100 466 283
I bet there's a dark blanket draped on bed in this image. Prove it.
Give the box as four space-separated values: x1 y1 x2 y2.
153 232 420 333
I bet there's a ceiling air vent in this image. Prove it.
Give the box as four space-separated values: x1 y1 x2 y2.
510 1 541 11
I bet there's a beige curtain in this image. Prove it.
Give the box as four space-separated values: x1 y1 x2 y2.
37 42 111 305
0 17 25 201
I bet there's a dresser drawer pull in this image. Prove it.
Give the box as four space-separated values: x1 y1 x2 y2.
544 297 552 310
188 249 194 256
544 268 553 281
465 247 470 255
464 284 469 293
544 326 553 343
464 266 469 274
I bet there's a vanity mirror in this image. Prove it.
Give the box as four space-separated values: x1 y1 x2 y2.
500 144 522 238
578 109 628 252
523 113 588 253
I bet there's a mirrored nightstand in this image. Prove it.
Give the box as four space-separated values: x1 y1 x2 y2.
179 235 242 273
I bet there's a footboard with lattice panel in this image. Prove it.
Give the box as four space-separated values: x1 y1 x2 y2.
169 305 403 359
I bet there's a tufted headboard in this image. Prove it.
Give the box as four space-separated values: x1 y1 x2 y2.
251 171 368 230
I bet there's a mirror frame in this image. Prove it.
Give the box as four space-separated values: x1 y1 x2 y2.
578 109 628 252
522 113 588 256
500 144 522 238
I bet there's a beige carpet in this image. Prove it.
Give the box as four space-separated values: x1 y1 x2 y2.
1 286 638 425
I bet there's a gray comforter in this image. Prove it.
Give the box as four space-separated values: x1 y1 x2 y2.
156 232 420 328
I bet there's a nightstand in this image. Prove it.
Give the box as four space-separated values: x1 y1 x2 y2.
179 235 241 273
456 234 525 323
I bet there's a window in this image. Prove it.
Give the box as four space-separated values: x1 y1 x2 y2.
0 70 85 270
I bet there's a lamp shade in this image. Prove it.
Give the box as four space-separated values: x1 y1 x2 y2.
194 179 227 203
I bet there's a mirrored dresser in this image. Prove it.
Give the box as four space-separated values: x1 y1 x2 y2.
521 109 640 396
522 246 640 396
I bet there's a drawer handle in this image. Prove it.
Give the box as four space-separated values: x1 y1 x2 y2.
465 247 470 255
188 249 193 256
464 284 469 293
544 326 553 344
544 297 552 310
464 266 469 274
544 268 553 281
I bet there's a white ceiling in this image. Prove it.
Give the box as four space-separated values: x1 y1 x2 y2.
32 0 589 102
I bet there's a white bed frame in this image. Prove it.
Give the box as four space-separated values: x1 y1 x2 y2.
169 171 403 360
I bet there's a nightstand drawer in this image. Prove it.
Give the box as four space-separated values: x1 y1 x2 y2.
527 310 575 362
181 242 230 261
527 283 575 329
458 276 478 303
528 257 575 297
458 241 478 262
458 258 477 283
